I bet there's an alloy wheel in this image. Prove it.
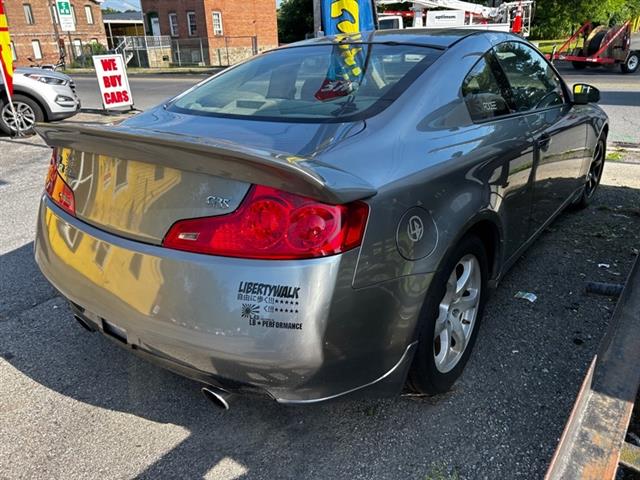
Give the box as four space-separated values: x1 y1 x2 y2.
585 141 605 199
433 254 482 374
628 54 639 72
1 101 36 133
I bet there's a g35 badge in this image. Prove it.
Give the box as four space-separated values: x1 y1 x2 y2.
206 195 231 209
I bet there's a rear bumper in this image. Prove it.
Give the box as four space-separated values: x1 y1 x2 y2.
35 196 431 403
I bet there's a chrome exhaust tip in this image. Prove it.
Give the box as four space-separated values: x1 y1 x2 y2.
201 386 232 410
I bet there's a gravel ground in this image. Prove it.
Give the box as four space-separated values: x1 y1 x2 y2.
0 125 639 479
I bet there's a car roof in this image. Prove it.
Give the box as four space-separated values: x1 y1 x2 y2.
287 28 491 50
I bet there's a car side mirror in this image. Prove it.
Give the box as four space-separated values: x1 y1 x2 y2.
573 84 600 104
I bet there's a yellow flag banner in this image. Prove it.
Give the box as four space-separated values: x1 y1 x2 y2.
0 0 14 95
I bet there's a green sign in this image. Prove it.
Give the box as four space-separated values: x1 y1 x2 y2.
55 0 75 32
56 1 71 15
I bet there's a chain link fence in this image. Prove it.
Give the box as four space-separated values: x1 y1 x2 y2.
65 41 109 69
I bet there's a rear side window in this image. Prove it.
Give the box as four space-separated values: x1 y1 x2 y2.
494 42 564 112
462 56 511 122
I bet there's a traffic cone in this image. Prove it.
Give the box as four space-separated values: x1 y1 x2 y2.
512 2 523 34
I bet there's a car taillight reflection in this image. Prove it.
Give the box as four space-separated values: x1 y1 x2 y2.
45 149 76 216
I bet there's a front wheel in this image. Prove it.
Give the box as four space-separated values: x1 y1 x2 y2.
0 94 44 136
407 235 489 394
621 52 639 74
572 138 606 210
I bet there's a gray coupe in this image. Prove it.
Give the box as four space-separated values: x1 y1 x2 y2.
35 29 608 408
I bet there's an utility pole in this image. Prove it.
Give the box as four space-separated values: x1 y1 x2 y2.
313 0 322 37
49 0 62 59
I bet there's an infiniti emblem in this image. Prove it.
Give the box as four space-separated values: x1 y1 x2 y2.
407 215 424 243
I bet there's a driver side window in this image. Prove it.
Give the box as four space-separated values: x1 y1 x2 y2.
493 42 565 112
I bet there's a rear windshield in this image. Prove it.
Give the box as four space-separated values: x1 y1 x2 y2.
169 43 442 123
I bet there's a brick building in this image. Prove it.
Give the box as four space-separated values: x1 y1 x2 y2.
5 0 107 67
140 0 278 65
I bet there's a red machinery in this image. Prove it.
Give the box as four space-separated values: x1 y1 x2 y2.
548 20 639 74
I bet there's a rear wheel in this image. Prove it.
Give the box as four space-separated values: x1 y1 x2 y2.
572 138 606 210
408 235 489 394
621 52 639 74
0 94 44 136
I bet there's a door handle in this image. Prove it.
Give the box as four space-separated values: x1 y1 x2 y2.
538 134 552 152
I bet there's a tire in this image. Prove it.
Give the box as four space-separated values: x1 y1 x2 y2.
0 94 44 136
621 52 639 74
407 234 489 394
572 138 606 210
571 48 587 70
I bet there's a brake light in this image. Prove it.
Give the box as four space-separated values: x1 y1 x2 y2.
162 185 369 260
45 149 75 216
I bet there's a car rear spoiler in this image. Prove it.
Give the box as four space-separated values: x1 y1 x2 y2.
36 123 376 205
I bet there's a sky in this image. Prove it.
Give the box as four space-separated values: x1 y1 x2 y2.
101 0 141 11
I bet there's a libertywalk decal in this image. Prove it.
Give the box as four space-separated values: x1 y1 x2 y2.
237 282 303 331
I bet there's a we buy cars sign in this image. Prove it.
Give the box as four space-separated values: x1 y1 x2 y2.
92 54 134 110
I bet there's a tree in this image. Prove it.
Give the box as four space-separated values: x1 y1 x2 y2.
278 0 314 44
531 0 640 39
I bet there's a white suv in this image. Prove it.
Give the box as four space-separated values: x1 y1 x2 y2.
0 68 81 135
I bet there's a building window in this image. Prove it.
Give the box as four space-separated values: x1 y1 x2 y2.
129 254 142 279
50 5 58 24
115 159 128 190
10 41 17 61
85 5 94 24
31 40 42 60
169 13 179 37
212 12 223 36
72 39 82 58
23 4 34 24
70 4 77 24
154 165 165 181
187 11 197 36
93 242 110 269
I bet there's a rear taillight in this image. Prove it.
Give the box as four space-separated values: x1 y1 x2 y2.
162 185 369 260
45 149 75 216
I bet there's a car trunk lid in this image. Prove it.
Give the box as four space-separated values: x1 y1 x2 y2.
37 122 375 245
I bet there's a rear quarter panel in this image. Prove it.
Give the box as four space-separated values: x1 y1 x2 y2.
321 36 519 289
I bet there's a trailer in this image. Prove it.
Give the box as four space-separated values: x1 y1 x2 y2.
547 20 639 74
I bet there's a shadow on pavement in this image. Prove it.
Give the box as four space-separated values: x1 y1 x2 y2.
0 242 56 319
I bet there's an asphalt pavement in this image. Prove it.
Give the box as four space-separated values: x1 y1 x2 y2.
557 64 640 146
0 67 639 479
